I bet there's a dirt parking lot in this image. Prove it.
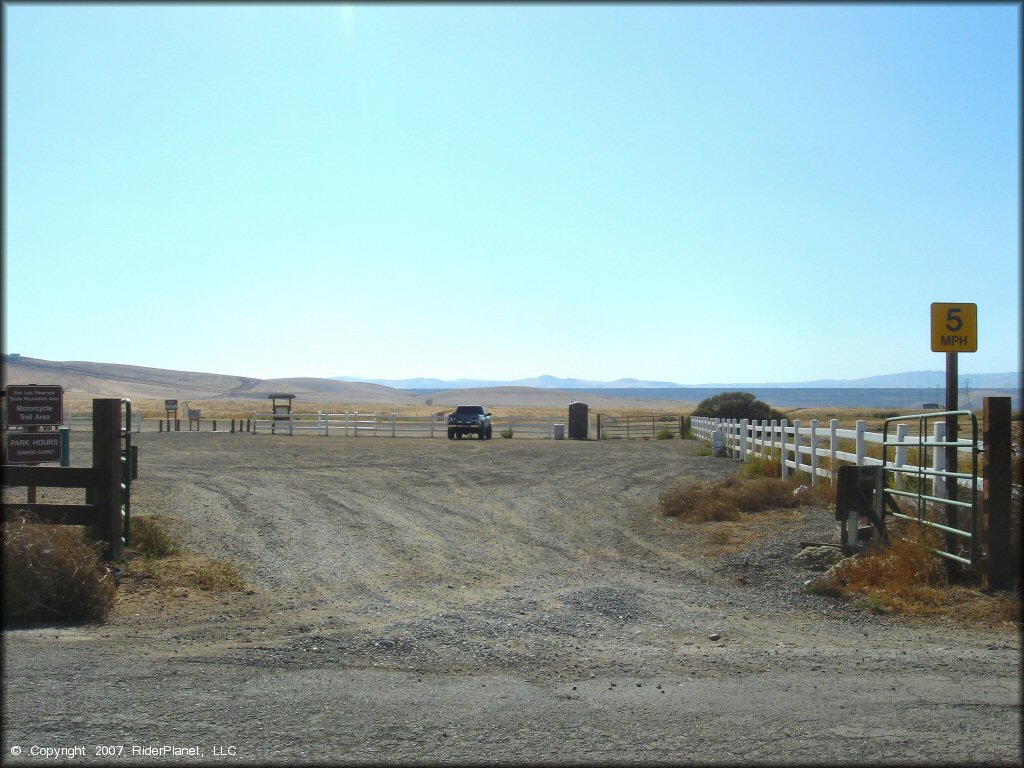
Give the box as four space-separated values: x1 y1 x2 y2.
2 431 1021 765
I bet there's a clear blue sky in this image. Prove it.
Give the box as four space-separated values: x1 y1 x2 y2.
4 3 1020 383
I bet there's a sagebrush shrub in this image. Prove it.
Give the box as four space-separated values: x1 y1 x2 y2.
3 517 115 626
130 516 179 558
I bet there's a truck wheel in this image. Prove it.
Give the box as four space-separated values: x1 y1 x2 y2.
448 429 455 440
479 426 486 439
486 425 493 440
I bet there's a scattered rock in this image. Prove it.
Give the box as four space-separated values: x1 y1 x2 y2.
794 546 844 572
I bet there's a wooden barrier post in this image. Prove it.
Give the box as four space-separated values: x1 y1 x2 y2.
983 397 1013 591
92 398 123 560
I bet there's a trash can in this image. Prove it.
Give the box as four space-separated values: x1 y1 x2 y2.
553 423 565 440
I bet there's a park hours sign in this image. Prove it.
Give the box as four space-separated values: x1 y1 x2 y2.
930 303 977 353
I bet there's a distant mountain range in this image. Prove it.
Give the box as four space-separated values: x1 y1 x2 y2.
331 374 687 389
333 371 1020 390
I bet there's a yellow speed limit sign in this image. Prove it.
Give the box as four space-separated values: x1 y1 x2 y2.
931 302 977 352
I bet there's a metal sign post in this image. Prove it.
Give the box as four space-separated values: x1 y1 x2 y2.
930 303 978 574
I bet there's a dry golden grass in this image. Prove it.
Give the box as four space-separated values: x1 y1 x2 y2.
120 515 248 596
808 522 1022 626
1 506 248 627
2 516 116 626
659 472 832 523
97 397 698 421
122 553 248 596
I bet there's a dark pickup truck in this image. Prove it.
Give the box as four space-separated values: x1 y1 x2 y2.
447 405 493 440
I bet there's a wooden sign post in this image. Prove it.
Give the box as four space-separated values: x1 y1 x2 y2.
164 399 178 432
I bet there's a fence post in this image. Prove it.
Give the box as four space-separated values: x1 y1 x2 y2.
854 420 866 466
894 423 909 491
931 421 946 500
289 414 294 436
252 413 257 433
829 419 839 484
392 412 397 438
983 397 1013 590
59 426 71 467
793 420 802 477
354 412 359 437
740 419 748 462
810 419 819 485
780 420 789 478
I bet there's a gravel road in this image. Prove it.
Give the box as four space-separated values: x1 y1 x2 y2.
2 431 1021 765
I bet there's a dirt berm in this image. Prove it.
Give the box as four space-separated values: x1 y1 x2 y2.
2 432 1020 765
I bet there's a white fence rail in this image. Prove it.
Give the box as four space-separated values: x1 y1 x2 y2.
252 412 447 437
250 412 568 438
691 415 983 493
63 416 143 433
492 416 563 438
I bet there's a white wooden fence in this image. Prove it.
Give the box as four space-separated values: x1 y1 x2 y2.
491 415 564 438
251 412 568 438
252 412 444 437
690 415 983 493
62 415 143 433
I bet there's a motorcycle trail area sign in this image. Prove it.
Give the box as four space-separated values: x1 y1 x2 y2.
5 385 64 427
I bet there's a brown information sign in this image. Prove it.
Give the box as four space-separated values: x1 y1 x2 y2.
5 432 62 464
5 385 64 426
165 399 178 410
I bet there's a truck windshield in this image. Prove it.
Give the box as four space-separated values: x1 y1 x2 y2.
455 406 485 415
